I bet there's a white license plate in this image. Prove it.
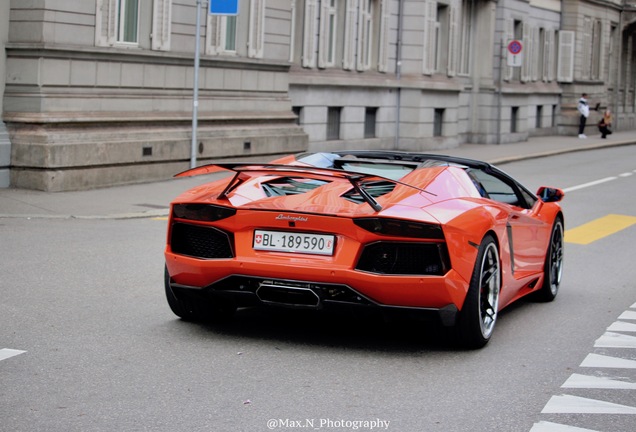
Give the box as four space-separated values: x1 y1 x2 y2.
253 230 335 256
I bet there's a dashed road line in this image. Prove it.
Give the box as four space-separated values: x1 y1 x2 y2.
580 353 636 369
531 304 636 430
594 331 636 348
0 348 26 362
529 421 600 432
541 395 636 414
562 373 636 390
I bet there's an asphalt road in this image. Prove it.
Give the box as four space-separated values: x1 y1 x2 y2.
1 146 635 432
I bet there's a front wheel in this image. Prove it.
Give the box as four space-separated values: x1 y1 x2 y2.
535 217 564 302
456 234 501 349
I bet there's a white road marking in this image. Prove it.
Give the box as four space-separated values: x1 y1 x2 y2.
631 302 636 309
562 373 636 389
529 421 600 432
594 331 636 348
541 395 636 414
618 172 632 178
618 310 636 320
0 348 26 362
607 321 636 332
563 177 617 193
580 353 636 369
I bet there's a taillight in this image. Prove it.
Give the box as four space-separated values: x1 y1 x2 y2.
354 218 444 239
171 204 236 222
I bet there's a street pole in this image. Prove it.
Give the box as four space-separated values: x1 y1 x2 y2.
497 38 503 145
190 0 202 169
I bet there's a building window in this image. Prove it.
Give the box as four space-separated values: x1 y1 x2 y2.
552 105 557 127
424 2 450 75
222 16 237 52
327 107 342 141
458 0 472 75
583 16 603 80
292 106 303 125
364 107 377 138
318 0 338 67
434 109 444 137
205 0 264 57
536 106 543 128
118 0 139 43
511 107 519 133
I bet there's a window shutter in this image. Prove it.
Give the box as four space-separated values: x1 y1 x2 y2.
343 0 358 70
595 20 609 80
152 0 172 51
289 0 297 62
582 17 592 79
521 24 531 82
557 30 574 82
542 29 551 81
377 0 390 72
248 0 265 58
356 0 371 71
532 26 539 81
205 15 221 55
318 0 330 68
95 0 117 46
423 0 436 75
447 4 458 77
302 0 318 67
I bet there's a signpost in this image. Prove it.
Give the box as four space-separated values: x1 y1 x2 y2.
191 0 240 169
497 39 524 145
506 39 523 67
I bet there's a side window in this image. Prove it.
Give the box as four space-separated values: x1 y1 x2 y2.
469 170 528 208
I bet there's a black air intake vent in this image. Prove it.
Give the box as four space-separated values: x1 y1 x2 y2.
356 242 450 275
170 223 234 259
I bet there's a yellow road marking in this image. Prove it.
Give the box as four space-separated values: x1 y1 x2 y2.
153 217 169 221
566 214 636 245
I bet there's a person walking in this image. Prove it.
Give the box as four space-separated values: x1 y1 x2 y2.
598 108 613 139
577 93 590 138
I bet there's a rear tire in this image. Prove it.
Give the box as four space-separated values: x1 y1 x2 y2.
456 234 501 349
535 217 564 302
164 266 235 322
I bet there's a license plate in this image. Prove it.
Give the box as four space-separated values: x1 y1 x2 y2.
253 230 335 256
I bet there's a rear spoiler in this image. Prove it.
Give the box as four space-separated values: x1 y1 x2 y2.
176 163 435 212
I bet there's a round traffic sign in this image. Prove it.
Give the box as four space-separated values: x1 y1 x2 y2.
508 40 523 55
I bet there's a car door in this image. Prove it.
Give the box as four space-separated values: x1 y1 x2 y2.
471 168 547 274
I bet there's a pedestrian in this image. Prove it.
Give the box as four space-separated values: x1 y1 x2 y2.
598 108 613 139
577 93 590 138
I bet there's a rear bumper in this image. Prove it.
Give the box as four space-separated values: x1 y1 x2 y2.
166 271 461 326
165 252 469 310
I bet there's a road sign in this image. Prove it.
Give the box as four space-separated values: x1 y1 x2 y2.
507 39 523 67
209 0 239 15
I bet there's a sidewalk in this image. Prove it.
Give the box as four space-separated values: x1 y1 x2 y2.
1 131 634 220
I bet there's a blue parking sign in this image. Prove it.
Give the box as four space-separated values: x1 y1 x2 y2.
209 0 239 15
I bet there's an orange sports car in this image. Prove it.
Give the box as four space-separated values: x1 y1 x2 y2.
164 151 564 348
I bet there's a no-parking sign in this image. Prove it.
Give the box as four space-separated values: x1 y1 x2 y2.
507 39 523 67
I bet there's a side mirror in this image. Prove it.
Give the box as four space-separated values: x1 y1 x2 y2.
536 187 564 203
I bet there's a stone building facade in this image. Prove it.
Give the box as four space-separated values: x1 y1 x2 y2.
1 0 635 191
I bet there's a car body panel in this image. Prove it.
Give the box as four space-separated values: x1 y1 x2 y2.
165 151 564 327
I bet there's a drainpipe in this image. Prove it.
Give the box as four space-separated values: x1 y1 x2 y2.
394 0 404 150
